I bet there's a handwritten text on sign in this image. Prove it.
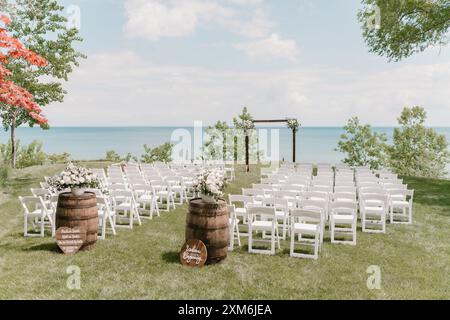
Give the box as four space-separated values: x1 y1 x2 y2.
180 239 207 267
56 227 86 255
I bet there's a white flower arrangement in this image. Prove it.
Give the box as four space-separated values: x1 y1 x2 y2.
242 119 255 131
192 168 226 198
287 119 300 131
48 163 102 192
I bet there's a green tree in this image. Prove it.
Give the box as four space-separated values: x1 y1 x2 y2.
204 121 232 161
388 106 449 178
0 0 86 167
141 142 173 164
336 117 388 169
105 150 122 162
359 0 450 61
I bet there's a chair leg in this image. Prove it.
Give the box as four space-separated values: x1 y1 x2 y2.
235 222 241 247
24 215 28 237
40 216 45 237
109 215 116 235
290 230 295 257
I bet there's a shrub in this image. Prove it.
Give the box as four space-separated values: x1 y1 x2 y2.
105 150 121 162
47 152 71 164
141 142 173 163
336 117 388 169
388 106 450 178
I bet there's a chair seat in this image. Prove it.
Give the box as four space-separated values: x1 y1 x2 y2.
251 221 273 230
229 218 240 225
293 223 319 233
275 211 287 219
391 200 409 207
363 206 383 212
331 214 354 223
365 200 383 206
116 203 133 210
27 210 45 217
235 208 247 216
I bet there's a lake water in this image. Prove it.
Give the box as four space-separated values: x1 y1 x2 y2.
2 127 450 165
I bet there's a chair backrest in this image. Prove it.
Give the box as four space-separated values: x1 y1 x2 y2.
335 180 355 187
309 185 332 193
359 187 385 196
275 190 298 199
331 192 356 202
360 193 388 207
329 201 357 215
228 195 253 206
19 196 47 214
302 191 328 201
247 206 277 220
334 186 357 193
30 188 51 198
299 199 327 212
290 209 321 224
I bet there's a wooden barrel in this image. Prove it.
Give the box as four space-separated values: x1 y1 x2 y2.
56 192 99 251
186 198 229 264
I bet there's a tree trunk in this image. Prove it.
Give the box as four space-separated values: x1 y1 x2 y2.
292 128 297 163
222 133 226 162
10 114 17 168
245 134 249 172
234 136 238 162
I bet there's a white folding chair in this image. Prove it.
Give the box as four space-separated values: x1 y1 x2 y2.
110 190 141 229
97 196 117 239
20 196 54 237
329 201 357 245
289 209 322 260
360 194 388 233
389 189 414 224
133 185 160 219
247 206 280 255
227 205 241 251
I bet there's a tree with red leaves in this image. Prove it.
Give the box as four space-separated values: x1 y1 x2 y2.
0 14 48 166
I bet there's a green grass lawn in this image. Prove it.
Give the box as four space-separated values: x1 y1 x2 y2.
0 163 449 299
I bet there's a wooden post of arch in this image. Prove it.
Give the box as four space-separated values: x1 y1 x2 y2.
249 118 298 171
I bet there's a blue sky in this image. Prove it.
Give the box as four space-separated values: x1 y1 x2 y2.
49 0 450 126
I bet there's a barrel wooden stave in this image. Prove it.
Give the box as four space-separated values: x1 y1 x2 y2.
56 192 98 251
186 198 229 264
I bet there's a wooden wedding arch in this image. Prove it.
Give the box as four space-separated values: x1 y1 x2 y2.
245 118 299 172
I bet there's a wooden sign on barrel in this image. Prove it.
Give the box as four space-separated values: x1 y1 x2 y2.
180 239 207 267
56 227 86 255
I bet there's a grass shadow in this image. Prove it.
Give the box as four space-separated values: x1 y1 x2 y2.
161 251 180 264
24 242 61 253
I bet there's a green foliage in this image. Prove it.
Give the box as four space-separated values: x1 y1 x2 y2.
233 106 254 130
0 165 8 187
388 106 450 178
0 140 46 168
141 143 173 163
105 150 122 162
0 0 86 167
204 121 233 161
46 152 71 164
336 117 388 169
359 0 450 61
0 154 9 187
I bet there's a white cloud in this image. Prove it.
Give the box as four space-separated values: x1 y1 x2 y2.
124 0 232 40
124 0 273 40
234 33 299 61
48 51 450 127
